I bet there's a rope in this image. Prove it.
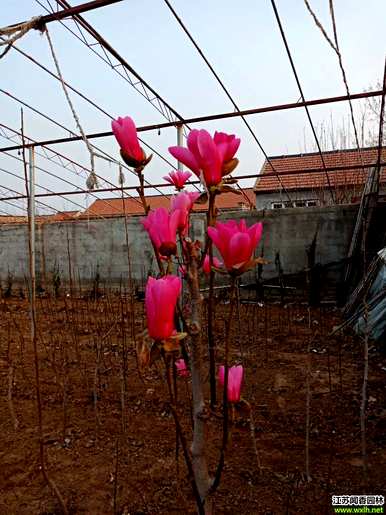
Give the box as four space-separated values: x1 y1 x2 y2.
0 17 42 59
303 0 364 169
118 164 125 186
44 26 98 189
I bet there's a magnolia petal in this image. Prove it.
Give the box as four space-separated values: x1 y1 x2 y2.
248 222 263 249
187 129 200 159
224 137 240 162
213 131 229 145
228 232 252 269
111 119 126 150
168 146 201 175
207 226 227 261
197 130 222 186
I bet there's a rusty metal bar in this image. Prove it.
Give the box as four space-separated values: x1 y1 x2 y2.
7 0 123 31
0 160 384 201
53 0 185 124
0 90 382 152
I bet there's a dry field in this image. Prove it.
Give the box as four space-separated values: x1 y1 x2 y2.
0 293 385 514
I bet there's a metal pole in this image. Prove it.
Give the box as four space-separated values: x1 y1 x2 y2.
177 124 183 171
26 147 68 514
28 146 36 305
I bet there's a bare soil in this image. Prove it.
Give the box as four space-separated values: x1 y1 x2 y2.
0 295 385 514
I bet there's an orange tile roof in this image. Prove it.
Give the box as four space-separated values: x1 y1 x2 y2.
254 147 386 192
0 211 79 225
0 215 27 224
37 211 80 223
81 188 256 218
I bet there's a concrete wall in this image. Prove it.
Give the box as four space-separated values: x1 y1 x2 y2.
213 204 359 285
0 204 362 290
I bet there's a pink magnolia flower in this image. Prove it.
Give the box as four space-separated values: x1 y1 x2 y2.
170 191 200 233
207 219 263 273
202 254 223 274
145 275 181 340
168 129 240 187
218 365 243 403
213 131 241 162
163 170 192 190
142 207 179 256
111 116 147 168
175 358 189 377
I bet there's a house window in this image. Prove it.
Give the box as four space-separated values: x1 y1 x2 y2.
270 199 318 209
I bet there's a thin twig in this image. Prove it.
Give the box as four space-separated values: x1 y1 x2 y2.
207 191 217 408
360 303 369 480
162 352 204 514
210 277 237 493
7 365 19 431
22 130 68 513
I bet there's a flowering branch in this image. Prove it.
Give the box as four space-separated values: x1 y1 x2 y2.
111 116 263 514
207 191 217 408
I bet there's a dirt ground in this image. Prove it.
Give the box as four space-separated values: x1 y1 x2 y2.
0 294 385 514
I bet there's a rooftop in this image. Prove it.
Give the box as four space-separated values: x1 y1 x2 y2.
0 211 79 225
81 187 256 218
254 146 386 193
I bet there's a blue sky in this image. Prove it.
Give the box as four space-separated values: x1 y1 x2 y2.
1 0 385 214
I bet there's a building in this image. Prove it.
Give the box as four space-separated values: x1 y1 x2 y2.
254 146 386 211
0 211 79 225
0 188 256 226
81 187 256 218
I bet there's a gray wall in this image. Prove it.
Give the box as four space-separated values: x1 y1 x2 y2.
255 189 321 211
0 204 361 290
255 185 386 211
213 204 359 284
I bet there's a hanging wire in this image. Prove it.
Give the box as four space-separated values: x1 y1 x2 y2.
37 0 201 192
303 0 364 166
0 161 108 220
0 123 139 213
162 0 293 204
270 0 335 203
3 42 184 198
